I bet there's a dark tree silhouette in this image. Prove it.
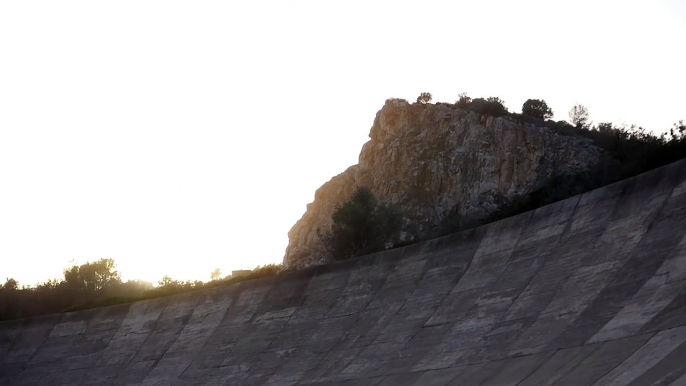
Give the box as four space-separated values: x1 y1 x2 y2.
456 92 471 108
522 99 553 120
469 97 508 116
63 258 121 291
416 92 432 104
2 278 18 290
486 96 507 109
322 187 402 260
569 104 590 128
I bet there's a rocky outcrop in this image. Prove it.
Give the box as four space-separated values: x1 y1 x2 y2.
284 99 607 269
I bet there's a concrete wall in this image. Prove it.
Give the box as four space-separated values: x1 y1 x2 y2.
2 159 686 385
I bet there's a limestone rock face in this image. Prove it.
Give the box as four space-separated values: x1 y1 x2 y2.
283 99 606 269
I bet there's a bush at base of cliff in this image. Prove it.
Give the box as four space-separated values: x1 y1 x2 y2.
321 187 403 261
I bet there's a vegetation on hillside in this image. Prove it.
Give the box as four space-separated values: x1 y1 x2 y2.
319 187 402 260
521 99 554 120
416 92 432 104
569 103 590 128
0 260 282 321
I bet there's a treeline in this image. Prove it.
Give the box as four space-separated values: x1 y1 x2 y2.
0 259 281 321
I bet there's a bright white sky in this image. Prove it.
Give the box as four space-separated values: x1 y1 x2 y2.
1 0 685 286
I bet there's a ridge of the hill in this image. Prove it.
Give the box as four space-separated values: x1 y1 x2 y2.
1 158 685 385
284 99 610 269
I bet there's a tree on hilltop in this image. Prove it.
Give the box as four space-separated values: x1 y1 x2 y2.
455 92 471 108
522 99 554 120
569 104 590 128
63 258 121 291
469 97 508 116
416 92 432 104
1 278 18 290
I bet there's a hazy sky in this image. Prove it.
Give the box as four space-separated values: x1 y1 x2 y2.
1 0 685 286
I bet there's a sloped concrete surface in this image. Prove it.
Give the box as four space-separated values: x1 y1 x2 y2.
2 159 686 385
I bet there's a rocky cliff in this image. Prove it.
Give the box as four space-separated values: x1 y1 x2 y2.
284 99 607 269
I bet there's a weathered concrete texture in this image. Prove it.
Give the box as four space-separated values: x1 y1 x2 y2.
2 159 686 385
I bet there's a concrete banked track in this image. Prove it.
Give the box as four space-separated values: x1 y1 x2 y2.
2 160 686 386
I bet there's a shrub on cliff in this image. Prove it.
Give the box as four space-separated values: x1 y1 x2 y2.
522 99 553 120
321 187 402 260
416 92 432 104
468 97 508 116
569 104 591 128
455 92 471 108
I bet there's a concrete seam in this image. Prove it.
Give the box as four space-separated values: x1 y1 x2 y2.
199 283 270 380
396 213 537 378
420 231 482 329
501 195 582 318
435 211 536 348
175 290 236 382
467 211 535 318
640 284 686 335
263 274 318 353
310 276 395 382
514 348 562 386
443 366 466 385
578 179 679 348
220 276 317 382
542 344 604 386
473 342 557 386
120 300 170 373
144 294 204 381
77 307 133 386
134 294 202 385
293 258 401 385
375 343 578 382
338 252 440 375
264 267 356 385
198 283 253 362
241 276 315 384
0 323 21 364
504 185 641 355
588 332 660 386
372 213 539 381
338 297 686 381
12 313 67 384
